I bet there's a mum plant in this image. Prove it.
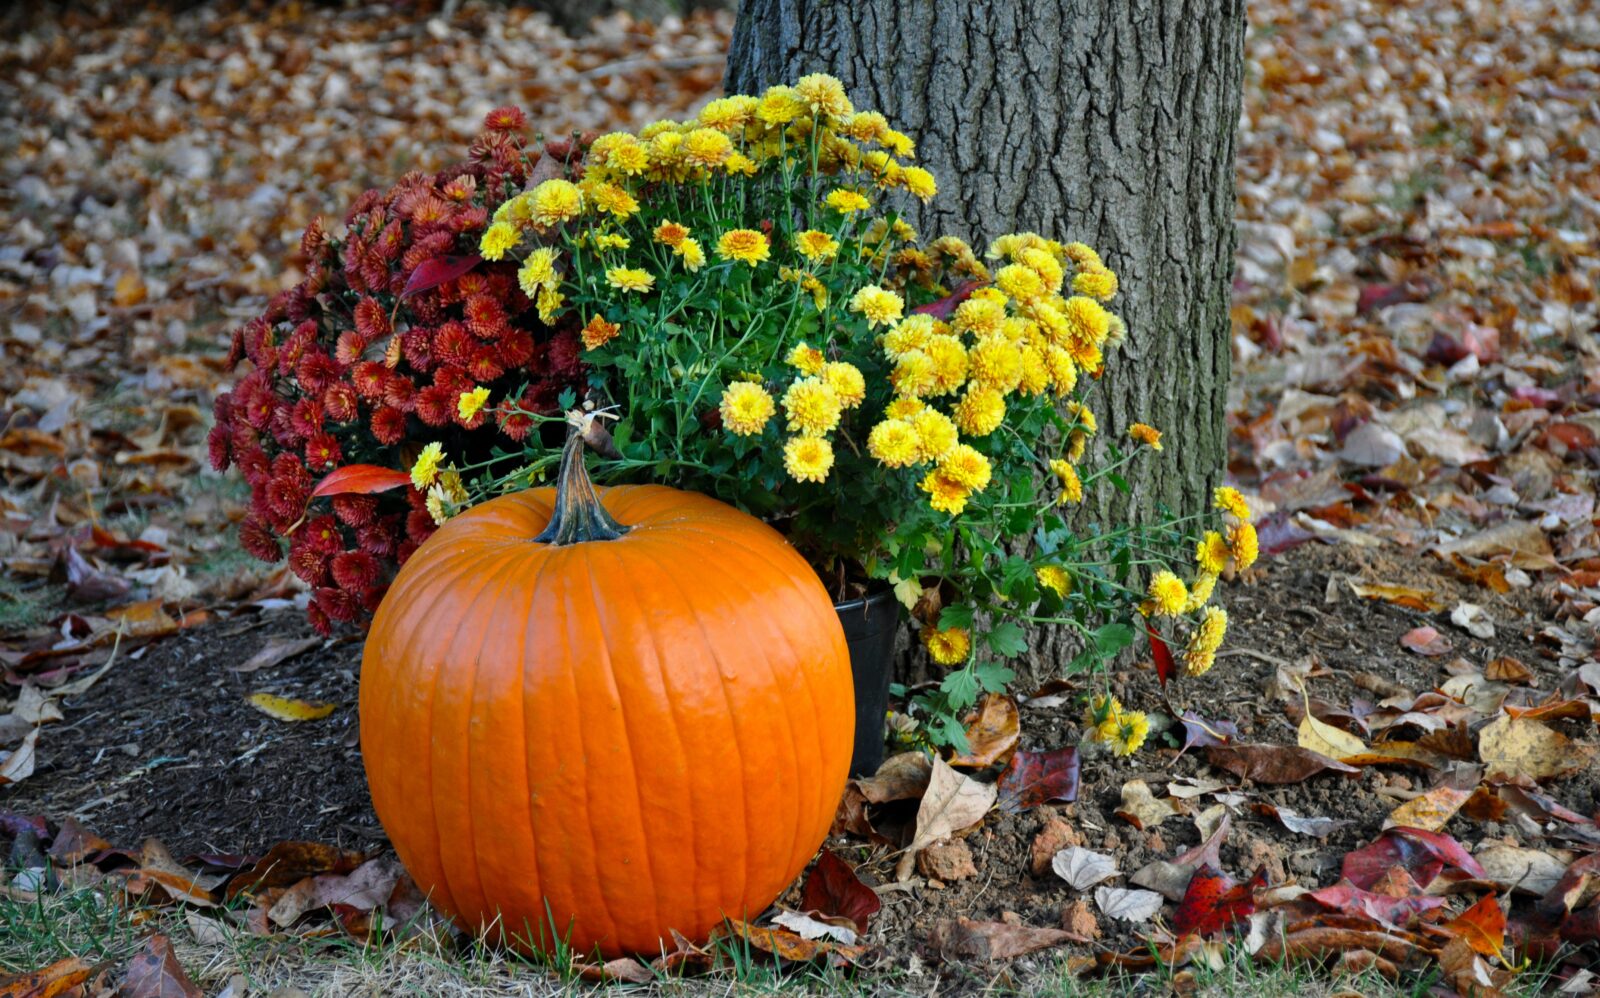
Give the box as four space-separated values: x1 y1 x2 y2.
404 76 1258 751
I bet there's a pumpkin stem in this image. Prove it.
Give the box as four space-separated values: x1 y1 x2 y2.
534 417 629 546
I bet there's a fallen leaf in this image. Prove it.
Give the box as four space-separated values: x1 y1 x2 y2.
1435 519 1558 571
894 756 995 881
1174 711 1240 759
1400 626 1452 657
717 920 867 965
1296 682 1367 760
1478 714 1590 780
1383 785 1472 832
1342 827 1485 891
1251 803 1352 838
1445 893 1506 958
1203 743 1360 783
1473 844 1568 896
230 637 321 674
854 751 932 803
1347 580 1444 611
928 918 1083 961
947 694 1019 768
1308 877 1447 928
0 956 99 998
573 957 654 984
0 730 39 785
1451 602 1496 639
120 934 201 998
1173 865 1266 937
1051 848 1120 891
1115 779 1183 830
1338 421 1404 467
1484 657 1533 684
771 910 858 945
799 850 880 934
226 842 365 900
1438 936 1511 996
1094 886 1164 922
995 745 1079 813
247 692 336 722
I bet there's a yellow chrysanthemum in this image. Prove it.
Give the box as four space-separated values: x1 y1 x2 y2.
924 335 969 396
1063 295 1112 345
586 231 630 252
1050 458 1084 505
1073 265 1119 301
605 267 655 293
580 314 620 350
410 442 444 491
939 444 992 492
535 285 565 325
910 408 959 463
995 264 1046 304
723 152 759 177
1019 246 1065 292
848 285 904 329
1213 486 1252 521
1129 423 1163 450
883 314 935 359
953 386 1006 436
919 468 971 515
716 229 772 267
967 336 1024 394
425 489 450 527
719 382 776 437
1015 346 1051 396
1184 606 1228 677
1186 572 1218 612
786 342 826 375
867 419 920 468
795 72 853 117
677 237 706 272
1037 565 1071 598
589 182 640 219
1145 571 1188 617
1196 532 1231 576
891 350 936 398
755 85 806 125
820 362 866 409
886 397 926 420
825 188 872 214
605 141 650 176
478 221 520 261
1083 693 1121 731
1101 710 1150 757
1066 430 1089 463
1229 522 1259 570
1062 241 1103 268
781 378 843 437
697 96 753 132
529 179 584 226
653 220 690 248
783 435 834 483
794 229 840 263
952 297 1007 339
924 626 971 666
457 387 490 422
1045 346 1078 396
517 247 559 297
682 127 734 167
901 165 937 202
1065 401 1098 435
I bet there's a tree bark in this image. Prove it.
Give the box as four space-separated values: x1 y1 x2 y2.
726 0 1244 678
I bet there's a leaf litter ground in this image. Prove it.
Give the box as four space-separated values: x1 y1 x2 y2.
4 0 1600 993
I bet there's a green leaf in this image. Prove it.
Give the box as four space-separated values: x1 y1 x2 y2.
1107 471 1131 495
941 668 980 712
938 604 975 631
986 621 1027 659
975 660 1016 693
1095 622 1135 656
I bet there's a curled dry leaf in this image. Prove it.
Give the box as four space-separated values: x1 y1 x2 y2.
1115 779 1184 830
1347 580 1443 611
1094 886 1164 923
1444 893 1506 958
928 918 1084 962
946 694 1019 768
230 637 321 674
771 910 859 946
0 729 39 785
855 751 932 804
0 956 101 998
799 850 880 934
1251 803 1352 838
246 692 336 723
120 934 201 998
1295 682 1367 761
718 919 868 966
1400 626 1452 657
894 756 995 881
573 957 654 985
1051 847 1120 891
1342 827 1485 891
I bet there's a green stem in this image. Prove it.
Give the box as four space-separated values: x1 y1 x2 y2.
533 427 629 546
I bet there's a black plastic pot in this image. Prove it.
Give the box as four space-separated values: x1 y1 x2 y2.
834 589 902 777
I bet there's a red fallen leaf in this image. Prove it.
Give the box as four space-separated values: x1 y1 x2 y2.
1147 625 1175 687
401 254 481 298
1445 893 1506 957
1202 743 1359 783
120 934 201 998
1357 278 1433 315
311 465 412 498
224 841 365 900
911 280 983 320
1308 876 1447 928
63 545 131 603
1511 385 1562 409
1341 827 1485 891
799 850 881 935
995 746 1080 813
1399 626 1452 657
1544 421 1598 452
1172 865 1266 937
1176 711 1239 759
1424 332 1470 366
1253 510 1316 556
0 956 100 997
1562 904 1600 947
46 817 112 865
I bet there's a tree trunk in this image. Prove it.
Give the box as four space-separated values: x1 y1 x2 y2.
726 0 1244 679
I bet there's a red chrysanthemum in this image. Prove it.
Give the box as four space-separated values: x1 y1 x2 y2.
332 494 378 528
306 599 332 637
370 405 406 445
355 297 391 341
322 384 359 423
238 516 282 562
331 549 381 590
413 385 454 427
290 397 325 437
316 586 360 623
440 174 477 202
382 374 417 412
288 536 330 586
357 517 401 559
401 328 436 372
352 361 389 399
405 508 437 544
297 348 340 392
434 322 475 368
432 365 474 398
207 423 232 471
466 347 505 385
304 432 341 471
497 329 536 369
484 105 527 133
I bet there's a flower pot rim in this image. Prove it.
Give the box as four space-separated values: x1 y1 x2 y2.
832 587 899 614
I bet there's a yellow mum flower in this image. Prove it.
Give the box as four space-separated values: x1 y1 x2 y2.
478 221 520 262
1101 710 1150 757
1105 313 1129 349
1046 458 1080 501
953 386 1006 436
716 229 772 267
1145 571 1188 617
924 335 969 396
886 396 925 420
781 377 843 436
995 264 1046 304
1084 693 1121 730
1016 346 1051 396
605 267 654 293
883 314 935 358
590 182 640 219
910 408 959 462
755 84 806 125
919 468 971 515
1213 486 1252 521
1037 565 1071 598
783 435 834 483
924 626 971 666
967 336 1024 394
1062 241 1103 268
1020 246 1065 292
1196 531 1231 576
848 285 905 328
794 229 840 263
786 342 825 375
1063 295 1111 346
1065 401 1098 434
587 231 630 251
953 296 1007 339
605 141 650 176
719 382 776 437
795 72 853 117
683 127 734 167
901 165 937 202
723 152 759 177
535 285 565 325
1186 571 1218 612
1066 430 1089 463
1129 423 1163 450
820 361 866 409
1184 606 1228 677
697 96 753 132
1045 345 1078 396
517 247 559 296
653 220 690 247
825 188 872 214
1229 522 1260 570
529 179 584 226
425 488 450 527
580 315 620 351
410 442 444 491
867 419 920 468
1073 265 1119 301
457 387 490 422
677 237 706 272
842 110 888 142
938 444 992 491
891 350 937 398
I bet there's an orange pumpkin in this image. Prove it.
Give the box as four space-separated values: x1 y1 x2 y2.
360 422 854 957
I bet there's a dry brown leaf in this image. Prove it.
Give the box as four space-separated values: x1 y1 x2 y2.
947 694 1020 768
1383 785 1472 832
894 756 995 881
1477 714 1591 780
1115 779 1184 830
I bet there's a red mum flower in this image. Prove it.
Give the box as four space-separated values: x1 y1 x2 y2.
498 400 533 442
454 273 492 300
207 423 231 471
265 477 308 528
235 444 271 487
406 508 437 544
434 322 475 368
335 330 369 367
316 586 360 623
352 361 389 399
452 205 489 234
306 599 332 636
238 516 282 563
402 230 456 272
290 397 325 438
414 385 454 427
358 584 387 613
303 514 344 554
401 327 435 371
441 174 477 202
373 220 404 263
358 517 402 559
546 329 584 379
279 320 318 375
323 383 359 423
371 405 407 445
304 432 341 470
331 549 382 590
355 297 391 341
382 374 417 411
467 347 505 384
497 328 536 369
432 365 475 397
397 538 421 565
300 216 328 264
332 494 378 528
484 105 527 132
289 537 330 586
